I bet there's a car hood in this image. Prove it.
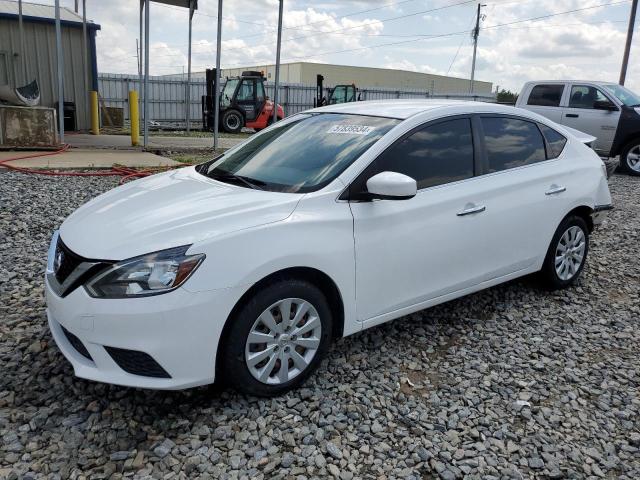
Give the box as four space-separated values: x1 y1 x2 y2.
60 167 302 260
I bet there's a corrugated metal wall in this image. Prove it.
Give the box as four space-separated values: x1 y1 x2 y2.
99 73 495 126
98 73 207 125
0 18 95 130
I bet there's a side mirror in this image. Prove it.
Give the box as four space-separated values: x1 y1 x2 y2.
366 171 417 200
593 100 617 111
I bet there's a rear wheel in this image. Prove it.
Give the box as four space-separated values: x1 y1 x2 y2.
619 140 640 176
540 215 589 289
221 279 333 396
222 109 243 134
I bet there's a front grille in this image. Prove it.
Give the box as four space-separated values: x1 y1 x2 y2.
54 238 85 284
60 325 93 361
104 347 171 378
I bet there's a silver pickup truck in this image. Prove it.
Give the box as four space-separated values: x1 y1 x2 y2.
516 80 640 176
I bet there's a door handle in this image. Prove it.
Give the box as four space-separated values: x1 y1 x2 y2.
545 185 567 195
457 204 486 216
566 113 579 118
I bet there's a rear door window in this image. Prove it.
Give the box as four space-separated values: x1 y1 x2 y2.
481 117 547 173
527 84 564 107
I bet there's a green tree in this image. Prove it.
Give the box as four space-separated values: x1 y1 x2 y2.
496 89 519 104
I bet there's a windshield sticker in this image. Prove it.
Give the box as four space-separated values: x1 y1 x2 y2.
327 125 375 135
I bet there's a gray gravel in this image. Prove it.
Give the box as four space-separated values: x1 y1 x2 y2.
1 170 639 480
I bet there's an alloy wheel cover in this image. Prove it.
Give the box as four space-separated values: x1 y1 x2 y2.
244 298 322 385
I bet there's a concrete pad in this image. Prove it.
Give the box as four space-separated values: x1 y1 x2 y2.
65 134 244 151
0 149 180 169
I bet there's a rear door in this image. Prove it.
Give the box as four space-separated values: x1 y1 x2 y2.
474 115 580 273
522 83 566 122
561 84 620 155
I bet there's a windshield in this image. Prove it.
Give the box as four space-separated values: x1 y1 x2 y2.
221 79 239 108
197 113 399 193
601 84 640 107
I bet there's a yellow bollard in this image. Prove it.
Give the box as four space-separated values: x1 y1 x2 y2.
90 90 99 135
129 90 140 146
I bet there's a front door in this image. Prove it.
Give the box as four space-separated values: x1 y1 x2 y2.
236 79 258 121
350 117 489 321
562 84 620 155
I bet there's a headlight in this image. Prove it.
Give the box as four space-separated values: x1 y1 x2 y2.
85 245 204 298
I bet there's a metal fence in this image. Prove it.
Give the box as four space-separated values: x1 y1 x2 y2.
98 73 496 127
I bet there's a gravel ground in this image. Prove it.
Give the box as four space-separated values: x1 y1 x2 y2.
0 170 638 480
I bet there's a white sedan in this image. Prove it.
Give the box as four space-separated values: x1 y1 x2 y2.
45 100 612 396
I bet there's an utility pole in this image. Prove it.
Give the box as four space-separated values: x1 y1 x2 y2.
143 0 150 147
55 0 64 143
273 0 284 124
82 0 88 118
186 0 195 133
469 3 486 94
18 0 27 83
620 0 638 85
213 0 223 149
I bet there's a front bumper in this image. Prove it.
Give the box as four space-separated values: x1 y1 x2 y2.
45 276 243 390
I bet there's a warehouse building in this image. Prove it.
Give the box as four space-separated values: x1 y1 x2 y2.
173 61 492 94
0 0 100 130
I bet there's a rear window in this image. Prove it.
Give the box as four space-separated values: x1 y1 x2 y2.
527 84 564 107
539 124 567 159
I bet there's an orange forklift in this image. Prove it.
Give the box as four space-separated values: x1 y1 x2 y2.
202 69 285 133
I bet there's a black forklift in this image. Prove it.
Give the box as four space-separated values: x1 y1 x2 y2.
201 69 284 134
313 74 359 107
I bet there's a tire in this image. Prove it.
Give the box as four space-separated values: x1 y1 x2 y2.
221 109 243 134
220 279 333 396
619 139 640 176
540 215 590 290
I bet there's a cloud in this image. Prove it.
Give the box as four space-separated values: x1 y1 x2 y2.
31 0 640 93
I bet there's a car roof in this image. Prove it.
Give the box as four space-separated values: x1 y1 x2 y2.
523 80 617 86
308 99 516 120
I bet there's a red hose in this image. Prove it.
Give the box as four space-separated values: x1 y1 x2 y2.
0 144 187 183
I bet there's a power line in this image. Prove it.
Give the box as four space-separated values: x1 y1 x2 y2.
447 12 476 75
223 0 635 68
481 0 631 30
133 0 477 60
203 0 631 61
114 0 635 74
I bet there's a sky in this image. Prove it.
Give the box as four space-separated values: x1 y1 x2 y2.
46 0 640 92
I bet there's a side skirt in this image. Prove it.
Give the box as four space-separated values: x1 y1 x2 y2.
360 266 538 332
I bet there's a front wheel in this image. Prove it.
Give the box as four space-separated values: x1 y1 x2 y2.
221 109 244 134
220 279 333 396
620 140 640 176
540 215 589 290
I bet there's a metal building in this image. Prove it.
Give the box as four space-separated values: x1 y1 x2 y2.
0 0 100 130
172 61 493 95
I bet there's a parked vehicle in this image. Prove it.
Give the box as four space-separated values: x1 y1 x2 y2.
201 69 284 133
516 80 640 175
313 74 358 107
45 100 612 396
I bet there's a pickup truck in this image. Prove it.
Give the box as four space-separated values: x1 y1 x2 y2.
516 80 640 176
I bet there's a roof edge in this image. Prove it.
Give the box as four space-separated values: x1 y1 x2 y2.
0 12 101 30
